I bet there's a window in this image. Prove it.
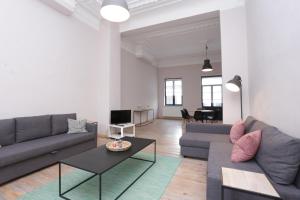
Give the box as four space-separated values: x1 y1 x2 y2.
202 76 223 107
165 79 182 106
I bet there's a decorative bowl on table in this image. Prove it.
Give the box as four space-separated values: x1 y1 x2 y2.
106 140 132 152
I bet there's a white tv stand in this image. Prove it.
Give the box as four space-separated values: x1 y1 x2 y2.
108 123 135 139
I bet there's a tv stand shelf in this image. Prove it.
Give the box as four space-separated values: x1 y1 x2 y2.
108 123 135 139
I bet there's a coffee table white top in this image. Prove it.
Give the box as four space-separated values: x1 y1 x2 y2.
221 167 280 198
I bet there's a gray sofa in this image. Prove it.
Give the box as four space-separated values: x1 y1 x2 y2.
0 113 97 185
180 116 300 200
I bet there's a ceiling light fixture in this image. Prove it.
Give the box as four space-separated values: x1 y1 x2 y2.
202 44 213 72
100 0 130 23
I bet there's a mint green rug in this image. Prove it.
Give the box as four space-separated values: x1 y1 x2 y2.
18 153 181 200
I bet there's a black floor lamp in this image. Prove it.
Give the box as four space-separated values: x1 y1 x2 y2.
225 75 243 119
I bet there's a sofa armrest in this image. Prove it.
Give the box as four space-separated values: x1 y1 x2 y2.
86 122 98 135
186 123 232 134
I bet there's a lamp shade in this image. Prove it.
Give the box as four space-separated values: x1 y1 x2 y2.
202 59 213 72
100 0 130 23
226 75 242 92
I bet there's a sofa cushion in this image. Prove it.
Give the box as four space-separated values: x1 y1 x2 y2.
207 142 264 200
67 119 87 134
296 170 300 188
244 116 257 133
180 132 229 149
231 130 261 162
52 113 76 135
207 142 300 200
0 132 95 167
256 126 300 185
248 118 269 133
229 121 245 143
271 179 300 200
186 123 232 134
16 115 52 143
208 142 264 177
0 119 15 146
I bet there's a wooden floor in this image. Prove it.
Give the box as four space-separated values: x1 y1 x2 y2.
0 119 207 200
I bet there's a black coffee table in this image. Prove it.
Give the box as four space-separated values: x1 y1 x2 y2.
59 137 156 200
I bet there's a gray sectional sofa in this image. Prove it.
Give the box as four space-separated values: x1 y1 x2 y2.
180 116 300 200
0 113 97 185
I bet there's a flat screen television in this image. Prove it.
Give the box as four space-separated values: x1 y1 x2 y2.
110 110 131 124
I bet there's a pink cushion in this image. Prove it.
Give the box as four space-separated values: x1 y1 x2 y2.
230 121 245 144
231 130 262 162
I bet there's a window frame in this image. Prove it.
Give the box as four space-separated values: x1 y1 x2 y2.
164 78 183 106
201 75 223 108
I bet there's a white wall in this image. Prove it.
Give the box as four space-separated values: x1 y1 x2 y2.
158 63 222 118
121 49 158 123
0 0 116 133
220 6 249 123
246 0 300 137
109 24 121 111
96 21 114 133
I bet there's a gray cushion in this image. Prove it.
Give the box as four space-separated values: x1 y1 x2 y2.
52 113 76 135
207 142 264 200
186 123 232 134
181 146 209 159
271 179 300 200
0 132 95 167
16 115 51 143
248 119 269 133
180 132 229 149
208 142 264 178
67 119 87 134
256 126 300 185
296 170 300 188
244 116 257 133
207 142 300 200
0 119 15 146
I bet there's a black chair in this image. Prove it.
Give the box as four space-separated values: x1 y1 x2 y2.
183 109 194 121
181 109 190 124
194 110 204 122
180 109 187 119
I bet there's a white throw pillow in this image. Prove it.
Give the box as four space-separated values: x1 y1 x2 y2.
67 119 88 134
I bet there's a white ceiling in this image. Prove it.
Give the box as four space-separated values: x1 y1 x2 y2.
121 11 221 68
42 0 238 66
75 0 183 18
69 0 223 67
71 1 222 67
70 0 245 33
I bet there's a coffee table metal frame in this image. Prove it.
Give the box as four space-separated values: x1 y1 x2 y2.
59 140 156 200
